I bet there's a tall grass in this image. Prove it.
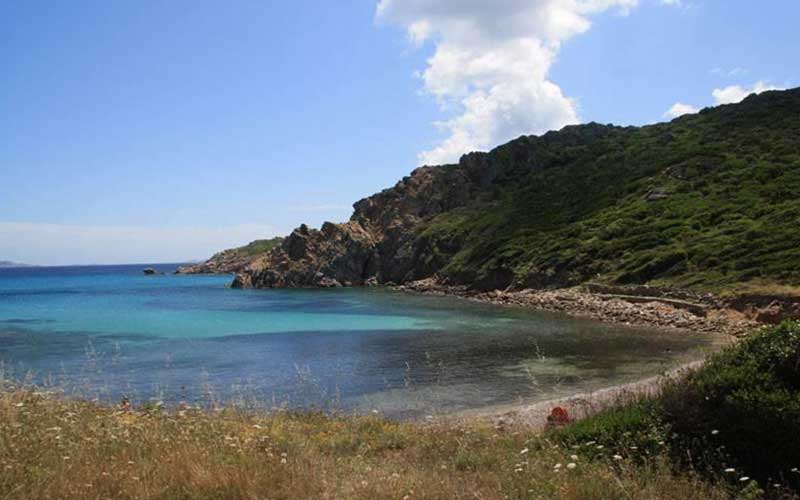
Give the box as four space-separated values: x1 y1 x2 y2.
0 386 737 500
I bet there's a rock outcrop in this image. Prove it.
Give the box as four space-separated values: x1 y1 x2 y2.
230 160 489 288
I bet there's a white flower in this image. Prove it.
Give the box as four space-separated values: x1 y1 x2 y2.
739 476 750 482
724 468 736 473
554 463 562 469
520 448 529 455
711 430 720 435
613 455 623 460
570 455 578 461
566 463 577 470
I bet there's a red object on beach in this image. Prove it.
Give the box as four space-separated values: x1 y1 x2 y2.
549 406 570 425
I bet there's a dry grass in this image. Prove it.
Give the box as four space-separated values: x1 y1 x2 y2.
0 386 740 500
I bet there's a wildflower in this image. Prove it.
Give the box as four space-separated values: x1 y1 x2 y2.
630 446 638 450
566 463 577 470
520 448 529 455
570 455 578 461
711 430 720 435
391 472 400 479
554 463 562 469
280 458 287 464
739 477 750 482
613 455 623 460
596 445 604 450
14 403 24 408
361 480 368 487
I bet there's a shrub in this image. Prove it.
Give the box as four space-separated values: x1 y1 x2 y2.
552 322 800 494
660 321 800 488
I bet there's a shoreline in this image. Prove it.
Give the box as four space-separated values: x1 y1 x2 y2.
444 360 705 429
392 279 763 338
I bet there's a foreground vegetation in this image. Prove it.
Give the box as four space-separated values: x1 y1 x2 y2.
0 394 736 499
2 323 798 499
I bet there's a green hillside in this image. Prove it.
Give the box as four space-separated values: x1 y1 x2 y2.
419 88 800 293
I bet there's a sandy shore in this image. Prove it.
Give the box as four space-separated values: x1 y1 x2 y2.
446 361 706 429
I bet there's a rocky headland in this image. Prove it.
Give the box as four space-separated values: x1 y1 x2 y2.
183 88 800 334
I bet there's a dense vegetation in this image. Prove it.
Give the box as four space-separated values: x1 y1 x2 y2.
553 321 800 497
418 88 800 293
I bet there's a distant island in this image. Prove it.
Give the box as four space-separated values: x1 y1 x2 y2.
0 260 33 268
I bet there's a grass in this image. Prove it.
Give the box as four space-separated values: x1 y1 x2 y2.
0 387 737 500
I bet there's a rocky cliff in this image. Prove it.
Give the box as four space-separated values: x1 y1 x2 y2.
216 88 800 293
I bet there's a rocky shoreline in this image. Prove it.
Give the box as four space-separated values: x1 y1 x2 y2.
393 278 766 337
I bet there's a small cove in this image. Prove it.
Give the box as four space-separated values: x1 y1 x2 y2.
0 264 727 418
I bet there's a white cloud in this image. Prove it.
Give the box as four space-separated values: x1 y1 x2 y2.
663 102 699 119
377 0 640 165
0 222 280 266
659 0 681 5
712 81 784 105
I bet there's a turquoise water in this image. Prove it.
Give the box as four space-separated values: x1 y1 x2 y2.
0 264 723 417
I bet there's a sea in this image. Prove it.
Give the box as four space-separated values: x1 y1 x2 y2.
0 264 725 418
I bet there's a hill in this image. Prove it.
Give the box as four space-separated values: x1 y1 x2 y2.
201 88 799 295
176 237 283 274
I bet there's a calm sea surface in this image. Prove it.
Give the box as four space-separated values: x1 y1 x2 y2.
0 264 724 417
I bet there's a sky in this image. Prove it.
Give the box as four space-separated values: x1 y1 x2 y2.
1 0 797 265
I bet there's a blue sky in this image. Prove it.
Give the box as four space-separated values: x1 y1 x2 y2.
1 0 796 265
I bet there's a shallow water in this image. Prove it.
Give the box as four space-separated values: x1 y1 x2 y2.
0 264 725 418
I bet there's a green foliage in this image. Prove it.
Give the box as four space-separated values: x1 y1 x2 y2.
551 321 800 495
233 237 283 257
660 321 800 488
418 88 800 292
